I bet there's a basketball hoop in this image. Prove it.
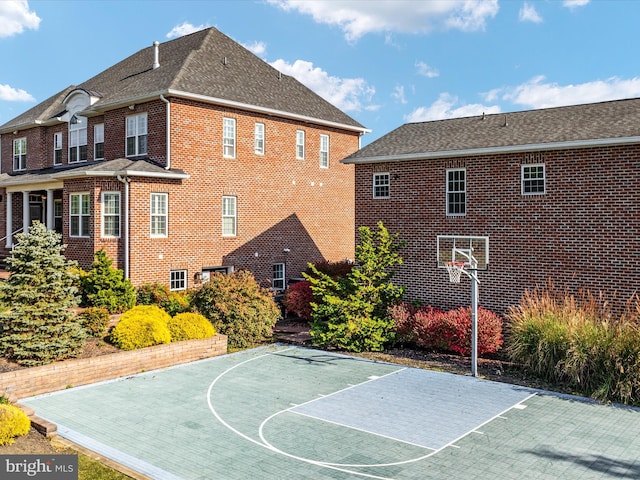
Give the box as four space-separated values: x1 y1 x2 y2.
444 261 466 283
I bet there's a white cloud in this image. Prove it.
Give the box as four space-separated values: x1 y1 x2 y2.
519 3 543 23
267 0 499 42
563 0 590 8
489 75 640 109
166 22 210 39
242 40 267 56
0 0 40 38
391 85 407 104
405 93 501 122
270 59 375 112
0 84 34 102
415 61 439 78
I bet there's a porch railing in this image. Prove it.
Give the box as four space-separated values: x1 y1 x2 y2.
0 227 25 248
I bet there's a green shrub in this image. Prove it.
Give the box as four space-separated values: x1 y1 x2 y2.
136 283 191 316
0 404 30 446
167 313 216 341
78 307 111 338
192 271 280 349
109 305 171 350
81 250 136 314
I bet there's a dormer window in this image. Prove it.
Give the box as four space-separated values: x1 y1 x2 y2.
69 115 88 163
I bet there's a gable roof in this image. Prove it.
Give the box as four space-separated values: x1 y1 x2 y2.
1 28 367 133
342 97 640 164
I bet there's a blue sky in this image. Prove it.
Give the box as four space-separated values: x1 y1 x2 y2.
1 0 639 146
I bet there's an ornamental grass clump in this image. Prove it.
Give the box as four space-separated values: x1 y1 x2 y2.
507 285 640 405
109 305 171 350
167 313 216 341
0 404 31 446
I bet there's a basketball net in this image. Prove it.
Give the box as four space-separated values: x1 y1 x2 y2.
444 261 466 284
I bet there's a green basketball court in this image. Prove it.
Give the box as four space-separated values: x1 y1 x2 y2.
21 345 640 479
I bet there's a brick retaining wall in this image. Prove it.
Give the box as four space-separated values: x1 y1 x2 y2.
0 335 227 401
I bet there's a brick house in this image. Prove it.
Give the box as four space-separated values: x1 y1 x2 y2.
343 98 640 314
0 27 367 291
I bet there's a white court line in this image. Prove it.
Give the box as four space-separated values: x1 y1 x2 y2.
207 346 397 480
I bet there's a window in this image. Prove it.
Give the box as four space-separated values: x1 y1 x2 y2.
223 118 236 158
70 193 90 237
254 122 265 155
13 137 26 171
53 133 62 166
94 124 104 160
101 192 120 238
150 193 168 237
69 115 88 163
446 169 466 216
319 134 329 168
273 263 285 290
126 113 147 156
373 173 390 198
170 270 187 291
522 164 545 195
296 130 305 159
54 199 63 232
222 196 236 236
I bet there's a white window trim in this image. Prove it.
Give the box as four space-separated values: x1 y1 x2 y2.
222 196 237 237
373 173 390 199
521 163 546 195
320 134 329 168
53 133 63 166
69 192 90 238
126 113 148 157
94 123 105 160
150 192 168 238
13 137 26 171
296 130 305 160
101 191 121 238
170 270 187 291
254 122 265 155
223 117 236 158
446 168 466 216
273 263 285 290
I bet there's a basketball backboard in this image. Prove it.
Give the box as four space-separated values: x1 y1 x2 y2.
437 236 489 271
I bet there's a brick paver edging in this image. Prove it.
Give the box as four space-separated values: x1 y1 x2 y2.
0 335 227 401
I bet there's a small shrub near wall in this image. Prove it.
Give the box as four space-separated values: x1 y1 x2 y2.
167 313 216 341
0 404 30 446
137 283 191 316
109 305 172 350
283 280 314 320
78 307 111 338
389 302 503 356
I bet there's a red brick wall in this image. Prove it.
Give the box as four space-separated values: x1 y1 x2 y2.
355 145 640 315
0 335 227 400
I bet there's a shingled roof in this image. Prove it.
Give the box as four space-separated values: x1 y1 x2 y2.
343 97 640 163
1 27 366 133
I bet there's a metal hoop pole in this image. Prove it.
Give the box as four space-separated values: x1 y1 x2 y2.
470 270 479 377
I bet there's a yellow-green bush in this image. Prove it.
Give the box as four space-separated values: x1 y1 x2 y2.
109 305 171 350
167 313 216 341
0 404 30 446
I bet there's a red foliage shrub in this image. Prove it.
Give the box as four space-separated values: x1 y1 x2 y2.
390 303 503 355
283 280 314 320
305 259 353 278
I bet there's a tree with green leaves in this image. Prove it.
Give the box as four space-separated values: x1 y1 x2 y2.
306 221 406 352
0 222 86 366
81 249 136 313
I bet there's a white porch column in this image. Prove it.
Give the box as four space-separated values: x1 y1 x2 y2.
22 191 29 236
5 192 12 248
46 189 54 230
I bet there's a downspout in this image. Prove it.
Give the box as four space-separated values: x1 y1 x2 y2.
160 94 170 170
117 175 130 279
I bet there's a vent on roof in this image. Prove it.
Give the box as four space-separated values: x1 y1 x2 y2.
152 41 160 69
223 56 228 66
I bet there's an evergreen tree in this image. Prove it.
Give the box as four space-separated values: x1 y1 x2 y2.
0 222 86 366
81 249 136 313
306 221 406 352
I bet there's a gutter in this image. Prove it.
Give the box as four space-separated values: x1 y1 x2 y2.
342 135 640 164
160 94 171 170
116 175 131 279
